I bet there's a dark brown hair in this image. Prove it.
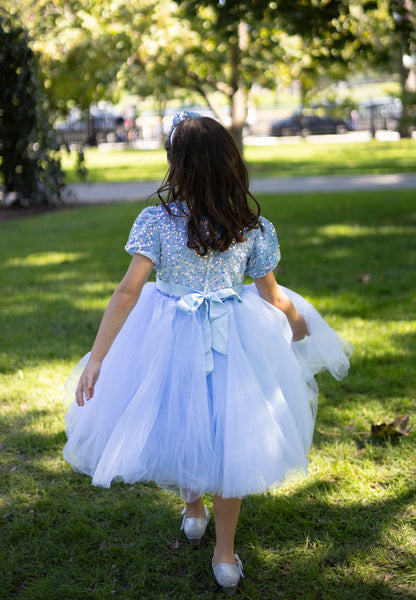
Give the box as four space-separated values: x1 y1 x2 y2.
157 116 261 256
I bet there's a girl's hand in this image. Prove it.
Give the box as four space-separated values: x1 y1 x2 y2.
290 312 309 342
75 359 102 406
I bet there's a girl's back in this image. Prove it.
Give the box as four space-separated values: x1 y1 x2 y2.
125 202 279 292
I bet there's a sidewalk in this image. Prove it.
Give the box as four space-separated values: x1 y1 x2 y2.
67 173 416 204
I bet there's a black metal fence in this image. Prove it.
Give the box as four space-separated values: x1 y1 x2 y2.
351 100 403 132
54 115 126 147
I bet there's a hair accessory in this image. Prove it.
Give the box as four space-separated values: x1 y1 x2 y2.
170 110 202 144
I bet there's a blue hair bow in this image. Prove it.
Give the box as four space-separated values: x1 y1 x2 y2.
170 110 202 143
172 110 202 127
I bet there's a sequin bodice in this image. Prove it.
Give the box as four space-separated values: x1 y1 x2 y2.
125 204 280 291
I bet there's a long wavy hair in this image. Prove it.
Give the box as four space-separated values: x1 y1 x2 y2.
157 116 261 256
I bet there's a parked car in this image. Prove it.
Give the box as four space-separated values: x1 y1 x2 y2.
270 109 350 136
54 111 125 147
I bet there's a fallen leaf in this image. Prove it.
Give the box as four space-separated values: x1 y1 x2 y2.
167 529 180 550
168 538 180 550
371 415 413 437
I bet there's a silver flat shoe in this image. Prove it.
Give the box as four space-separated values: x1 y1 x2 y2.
212 553 244 595
180 505 210 548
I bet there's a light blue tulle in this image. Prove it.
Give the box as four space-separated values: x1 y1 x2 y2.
63 283 352 501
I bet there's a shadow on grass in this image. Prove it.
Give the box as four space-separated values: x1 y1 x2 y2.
2 440 416 599
318 342 416 408
242 481 416 599
0 299 103 373
260 190 416 320
0 417 67 453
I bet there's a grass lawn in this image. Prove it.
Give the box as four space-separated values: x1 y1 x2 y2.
1 190 416 599
61 138 416 183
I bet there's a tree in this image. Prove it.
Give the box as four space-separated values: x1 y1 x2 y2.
0 8 64 207
8 0 414 150
391 0 416 137
123 2 286 151
331 0 416 137
117 1 193 137
165 0 387 148
4 0 134 116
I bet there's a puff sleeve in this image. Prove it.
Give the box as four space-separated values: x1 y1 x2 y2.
125 206 160 268
245 217 281 278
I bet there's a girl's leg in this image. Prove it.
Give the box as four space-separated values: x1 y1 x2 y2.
212 495 241 565
185 495 206 518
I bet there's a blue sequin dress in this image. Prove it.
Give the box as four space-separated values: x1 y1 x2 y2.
63 203 352 500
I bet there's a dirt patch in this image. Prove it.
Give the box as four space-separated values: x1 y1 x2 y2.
0 206 63 220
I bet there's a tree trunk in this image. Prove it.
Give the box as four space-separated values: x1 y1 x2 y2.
399 64 416 138
229 86 246 154
156 96 167 146
398 0 416 138
229 21 248 155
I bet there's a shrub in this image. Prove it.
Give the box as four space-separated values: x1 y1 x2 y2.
0 8 64 207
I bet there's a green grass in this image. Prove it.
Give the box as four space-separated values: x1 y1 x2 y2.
1 190 416 599
61 139 416 183
245 139 416 178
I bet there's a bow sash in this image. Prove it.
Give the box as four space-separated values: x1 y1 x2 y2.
156 279 242 374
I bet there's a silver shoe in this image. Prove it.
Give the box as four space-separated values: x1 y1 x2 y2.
180 505 210 548
212 553 244 595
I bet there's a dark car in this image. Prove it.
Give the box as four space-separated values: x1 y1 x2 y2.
54 112 125 147
270 110 349 137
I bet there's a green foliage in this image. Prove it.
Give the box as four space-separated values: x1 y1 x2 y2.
4 0 133 114
390 0 416 53
9 1 411 147
0 190 416 598
0 8 64 207
175 0 396 103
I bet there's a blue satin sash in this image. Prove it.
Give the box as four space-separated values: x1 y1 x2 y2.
156 278 243 374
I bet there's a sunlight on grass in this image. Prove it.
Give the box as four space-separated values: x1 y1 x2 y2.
61 147 167 182
316 223 416 238
5 251 83 268
72 294 113 311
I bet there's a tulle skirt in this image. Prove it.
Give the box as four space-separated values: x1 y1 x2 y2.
63 283 352 501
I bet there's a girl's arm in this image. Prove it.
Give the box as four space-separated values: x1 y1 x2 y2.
76 253 154 406
254 272 309 342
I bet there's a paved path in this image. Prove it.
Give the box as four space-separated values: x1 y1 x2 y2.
67 173 416 204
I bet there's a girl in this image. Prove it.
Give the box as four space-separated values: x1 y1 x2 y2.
64 112 352 595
